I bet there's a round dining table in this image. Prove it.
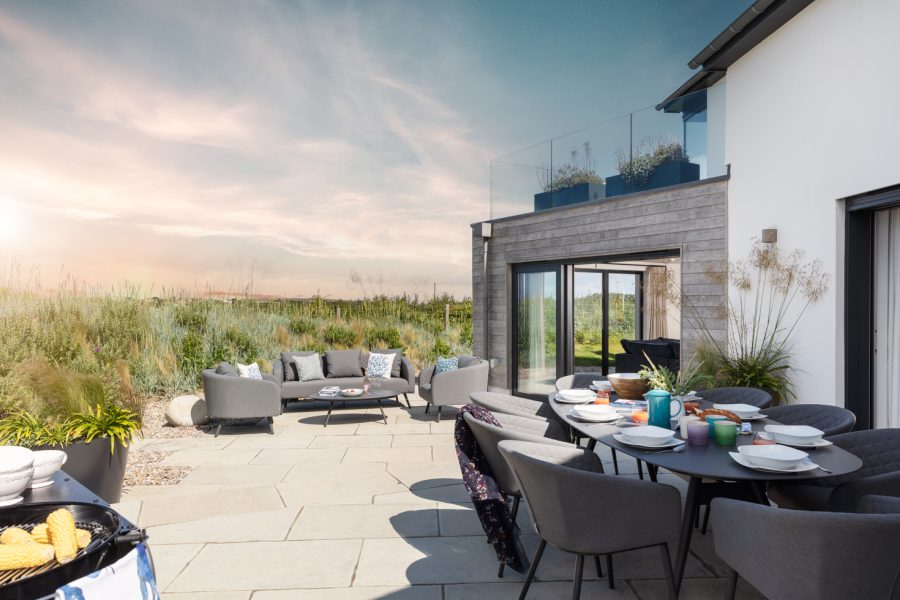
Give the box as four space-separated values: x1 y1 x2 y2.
548 390 863 595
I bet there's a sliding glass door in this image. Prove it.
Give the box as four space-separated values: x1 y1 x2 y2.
874 207 900 428
607 273 640 372
514 267 560 396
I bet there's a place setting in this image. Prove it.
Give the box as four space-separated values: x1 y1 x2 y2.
729 444 822 474
613 425 686 451
567 403 626 424
552 389 596 404
713 402 767 421
763 424 833 448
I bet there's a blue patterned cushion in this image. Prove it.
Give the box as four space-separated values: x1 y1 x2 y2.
435 356 459 374
366 352 395 379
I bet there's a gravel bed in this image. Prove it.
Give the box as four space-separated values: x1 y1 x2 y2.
139 397 211 439
124 450 192 487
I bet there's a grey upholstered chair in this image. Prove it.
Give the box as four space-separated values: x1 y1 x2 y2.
697 387 772 409
462 412 572 577
498 440 681 599
711 497 900 600
469 391 562 424
762 403 856 436
201 363 282 437
555 373 604 391
768 428 900 512
418 356 489 421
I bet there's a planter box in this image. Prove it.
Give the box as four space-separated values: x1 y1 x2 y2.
605 160 700 198
533 182 606 211
41 439 129 503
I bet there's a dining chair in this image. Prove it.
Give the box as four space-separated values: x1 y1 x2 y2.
462 412 573 577
498 440 680 600
696 387 772 409
767 428 900 512
470 391 563 424
711 497 900 600
761 404 856 436
555 373 604 391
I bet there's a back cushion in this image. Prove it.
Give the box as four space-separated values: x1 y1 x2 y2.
215 362 237 376
457 355 481 369
627 340 675 359
281 351 319 382
325 350 363 378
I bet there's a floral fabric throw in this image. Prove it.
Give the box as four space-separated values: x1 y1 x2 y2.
454 404 527 573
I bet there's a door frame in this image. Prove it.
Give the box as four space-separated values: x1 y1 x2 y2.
844 184 900 429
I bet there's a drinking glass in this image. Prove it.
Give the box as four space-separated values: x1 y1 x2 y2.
713 420 738 446
687 421 709 446
706 415 727 438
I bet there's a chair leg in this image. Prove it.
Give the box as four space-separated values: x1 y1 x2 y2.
701 504 712 535
593 554 603 578
267 416 275 435
660 543 677 600
725 567 738 600
637 459 644 480
213 423 222 438
403 393 411 408
606 554 614 589
572 554 585 600
611 448 620 475
437 406 442 422
518 539 546 600
424 403 430 414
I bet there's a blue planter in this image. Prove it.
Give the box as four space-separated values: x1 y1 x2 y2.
533 182 606 211
605 160 700 198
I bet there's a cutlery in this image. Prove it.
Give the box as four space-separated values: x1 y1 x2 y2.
816 464 832 474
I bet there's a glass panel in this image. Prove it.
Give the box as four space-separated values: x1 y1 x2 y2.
516 270 558 395
607 273 638 373
573 270 604 373
874 207 900 428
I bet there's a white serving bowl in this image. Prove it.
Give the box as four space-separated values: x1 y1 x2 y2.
31 449 67 489
0 446 34 473
764 424 824 445
738 444 808 469
557 389 595 403
340 388 364 397
0 466 33 506
713 403 760 419
571 404 617 418
619 425 675 447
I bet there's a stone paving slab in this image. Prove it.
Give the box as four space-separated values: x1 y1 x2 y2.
289 504 439 540
343 446 434 463
310 434 394 448
140 484 284 527
162 593 251 600
444 581 638 599
148 507 300 544
252 586 442 600
180 464 291 485
161 449 261 466
250 447 347 465
152 543 204 590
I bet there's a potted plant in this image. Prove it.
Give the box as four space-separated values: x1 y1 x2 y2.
606 138 700 197
639 354 707 401
534 142 606 210
0 361 141 503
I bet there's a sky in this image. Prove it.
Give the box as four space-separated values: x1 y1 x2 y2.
0 0 748 299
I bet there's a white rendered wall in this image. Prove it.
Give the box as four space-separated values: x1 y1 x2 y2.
724 0 900 406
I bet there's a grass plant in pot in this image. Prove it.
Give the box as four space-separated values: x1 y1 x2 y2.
606 138 699 197
0 360 141 503
534 142 605 211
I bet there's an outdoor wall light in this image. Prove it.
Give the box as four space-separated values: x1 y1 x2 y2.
761 228 777 243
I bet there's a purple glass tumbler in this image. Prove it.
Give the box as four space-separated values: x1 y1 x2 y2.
687 421 709 447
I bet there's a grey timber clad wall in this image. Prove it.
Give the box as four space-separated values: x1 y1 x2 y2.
471 178 728 391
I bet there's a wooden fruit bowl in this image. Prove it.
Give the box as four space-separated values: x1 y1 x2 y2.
607 373 650 400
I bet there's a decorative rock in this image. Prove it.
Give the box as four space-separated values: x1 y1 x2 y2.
165 395 210 427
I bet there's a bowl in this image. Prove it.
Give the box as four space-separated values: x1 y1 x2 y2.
557 389 595 403
31 449 67 489
713 403 760 419
340 388 364 397
619 425 675 446
572 404 617 418
0 446 34 474
738 444 808 469
764 424 824 445
0 466 33 506
607 373 650 400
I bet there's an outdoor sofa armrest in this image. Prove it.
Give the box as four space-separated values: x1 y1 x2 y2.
262 372 279 385
400 356 416 390
828 471 900 512
272 360 285 384
418 364 436 388
201 370 282 420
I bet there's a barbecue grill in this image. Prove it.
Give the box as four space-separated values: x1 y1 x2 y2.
0 502 148 599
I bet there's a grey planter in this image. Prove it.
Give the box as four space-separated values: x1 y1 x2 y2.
42 439 130 503
605 160 700 197
533 182 606 211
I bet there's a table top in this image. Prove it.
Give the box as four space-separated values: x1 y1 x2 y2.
311 389 399 402
549 393 862 482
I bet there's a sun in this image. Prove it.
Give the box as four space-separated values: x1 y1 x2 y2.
0 200 24 243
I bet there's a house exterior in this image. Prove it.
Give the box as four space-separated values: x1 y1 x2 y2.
473 0 900 429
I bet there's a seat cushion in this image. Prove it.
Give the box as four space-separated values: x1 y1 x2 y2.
767 482 833 511
325 350 363 378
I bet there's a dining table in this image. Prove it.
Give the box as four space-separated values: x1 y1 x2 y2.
548 388 863 595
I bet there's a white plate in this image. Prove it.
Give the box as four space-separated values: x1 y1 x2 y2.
740 413 768 421
613 433 684 450
773 438 834 449
553 393 593 405
713 403 762 418
568 409 623 423
729 452 819 473
764 424 825 445
738 444 808 469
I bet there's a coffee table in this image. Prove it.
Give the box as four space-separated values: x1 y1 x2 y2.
310 389 399 426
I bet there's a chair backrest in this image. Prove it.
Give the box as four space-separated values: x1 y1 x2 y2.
857 495 900 515
462 413 567 495
469 391 547 420
697 386 773 409
498 440 680 555
555 373 604 391
764 404 856 436
826 428 900 480
711 497 900 600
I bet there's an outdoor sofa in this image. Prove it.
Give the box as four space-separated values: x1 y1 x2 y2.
614 337 680 373
273 349 416 407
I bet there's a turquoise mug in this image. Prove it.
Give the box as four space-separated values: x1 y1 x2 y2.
644 390 683 430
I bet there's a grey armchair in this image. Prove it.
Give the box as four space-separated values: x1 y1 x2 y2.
201 363 282 437
418 356 488 421
696 387 772 409
498 440 681 599
462 411 572 577
768 428 900 512
711 497 900 600
762 403 856 436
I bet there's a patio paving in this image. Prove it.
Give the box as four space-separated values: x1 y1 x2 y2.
117 393 765 599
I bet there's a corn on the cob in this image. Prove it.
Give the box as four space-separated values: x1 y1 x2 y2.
0 542 54 570
0 527 33 545
47 509 77 564
31 524 90 549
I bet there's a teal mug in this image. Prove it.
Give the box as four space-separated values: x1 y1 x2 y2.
644 390 683 430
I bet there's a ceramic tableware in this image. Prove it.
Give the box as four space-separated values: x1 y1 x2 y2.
30 449 67 489
764 424 825 446
737 444 809 469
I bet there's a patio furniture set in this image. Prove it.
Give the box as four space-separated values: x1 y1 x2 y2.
201 350 488 433
463 378 900 600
